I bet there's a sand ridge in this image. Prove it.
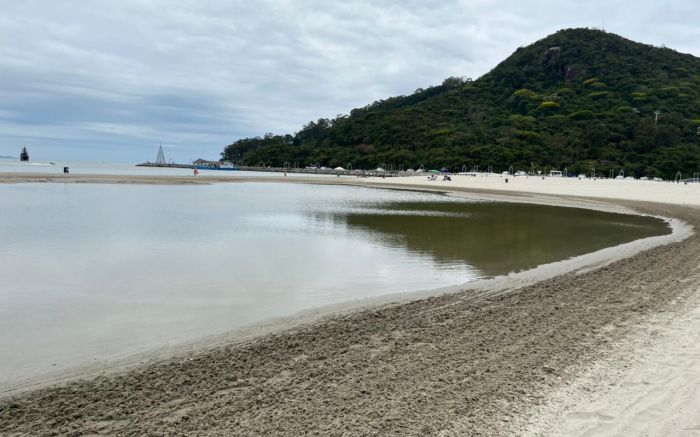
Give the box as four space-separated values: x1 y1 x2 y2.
1 175 699 435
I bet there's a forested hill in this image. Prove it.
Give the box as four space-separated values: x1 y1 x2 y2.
222 28 700 178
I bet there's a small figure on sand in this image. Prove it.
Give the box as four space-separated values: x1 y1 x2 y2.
193 167 199 176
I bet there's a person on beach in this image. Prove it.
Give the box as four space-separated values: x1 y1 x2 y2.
194 167 199 176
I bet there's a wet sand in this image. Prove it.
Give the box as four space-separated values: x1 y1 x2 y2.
1 172 699 435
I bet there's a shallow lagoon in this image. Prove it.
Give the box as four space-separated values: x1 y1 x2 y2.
0 182 669 383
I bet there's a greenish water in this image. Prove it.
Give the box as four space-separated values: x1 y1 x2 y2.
337 200 670 276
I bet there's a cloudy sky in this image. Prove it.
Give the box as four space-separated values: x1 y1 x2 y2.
1 1 699 163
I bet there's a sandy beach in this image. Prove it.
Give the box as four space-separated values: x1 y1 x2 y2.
3 170 700 205
1 172 699 436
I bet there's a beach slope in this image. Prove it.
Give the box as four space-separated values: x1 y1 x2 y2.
0 174 699 435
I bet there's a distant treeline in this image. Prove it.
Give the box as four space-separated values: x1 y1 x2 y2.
222 28 700 179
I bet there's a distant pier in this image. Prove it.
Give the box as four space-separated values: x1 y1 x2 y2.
136 162 406 177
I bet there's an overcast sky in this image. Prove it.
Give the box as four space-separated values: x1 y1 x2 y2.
1 1 699 162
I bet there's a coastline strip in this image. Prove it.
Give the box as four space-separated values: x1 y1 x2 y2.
2 171 700 207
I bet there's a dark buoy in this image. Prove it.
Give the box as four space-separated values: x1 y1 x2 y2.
20 147 29 162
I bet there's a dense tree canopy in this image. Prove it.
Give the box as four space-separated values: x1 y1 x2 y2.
222 28 700 179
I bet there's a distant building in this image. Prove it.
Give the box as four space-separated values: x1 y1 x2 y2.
192 159 236 170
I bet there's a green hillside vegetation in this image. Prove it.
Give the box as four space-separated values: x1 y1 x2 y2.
222 28 700 178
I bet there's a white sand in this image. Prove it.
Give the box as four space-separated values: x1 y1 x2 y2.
520 271 700 437
368 174 700 206
3 171 700 207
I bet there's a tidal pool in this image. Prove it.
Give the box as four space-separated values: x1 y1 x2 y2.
0 182 669 384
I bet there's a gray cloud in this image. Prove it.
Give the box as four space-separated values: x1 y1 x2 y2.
0 0 698 162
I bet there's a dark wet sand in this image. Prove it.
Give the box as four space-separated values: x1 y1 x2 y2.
0 179 698 436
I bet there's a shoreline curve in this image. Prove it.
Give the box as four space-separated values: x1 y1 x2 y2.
1 174 698 436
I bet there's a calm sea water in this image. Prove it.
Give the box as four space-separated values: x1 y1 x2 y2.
0 159 338 178
0 182 669 384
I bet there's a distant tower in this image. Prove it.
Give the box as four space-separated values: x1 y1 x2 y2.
155 144 166 164
20 146 29 162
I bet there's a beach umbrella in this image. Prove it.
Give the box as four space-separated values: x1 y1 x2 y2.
334 166 345 171
429 169 440 173
440 167 449 173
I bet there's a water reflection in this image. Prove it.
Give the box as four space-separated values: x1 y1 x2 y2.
322 201 670 276
0 183 669 384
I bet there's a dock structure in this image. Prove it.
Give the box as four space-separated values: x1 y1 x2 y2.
136 160 407 177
